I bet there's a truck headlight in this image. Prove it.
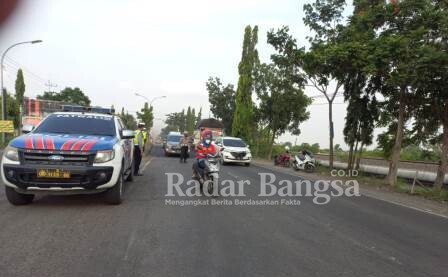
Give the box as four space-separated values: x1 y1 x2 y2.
4 146 19 161
94 150 115 163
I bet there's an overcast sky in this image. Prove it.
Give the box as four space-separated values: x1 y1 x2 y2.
0 0 383 149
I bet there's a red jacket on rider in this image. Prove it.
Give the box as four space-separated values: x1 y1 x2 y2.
195 141 216 159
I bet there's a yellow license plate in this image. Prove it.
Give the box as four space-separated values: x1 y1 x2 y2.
37 169 71 179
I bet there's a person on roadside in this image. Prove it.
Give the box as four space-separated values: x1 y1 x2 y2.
179 131 189 163
133 123 145 176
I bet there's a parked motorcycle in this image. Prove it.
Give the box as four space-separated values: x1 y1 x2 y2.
193 154 220 195
274 153 291 167
292 150 316 173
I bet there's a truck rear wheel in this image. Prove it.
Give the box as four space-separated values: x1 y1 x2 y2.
5 186 34 205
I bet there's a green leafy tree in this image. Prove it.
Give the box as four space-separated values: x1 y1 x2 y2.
355 0 438 186
283 142 293 148
0 89 20 129
164 110 187 133
344 94 379 169
185 106 196 134
206 77 236 133
137 102 154 130
268 0 347 169
334 144 342 152
254 63 311 159
15 69 25 106
196 107 202 126
37 87 91 106
409 1 448 188
232 25 259 144
119 107 137 130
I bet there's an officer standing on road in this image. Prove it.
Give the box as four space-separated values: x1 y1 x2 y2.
133 123 145 176
142 126 148 152
179 131 189 163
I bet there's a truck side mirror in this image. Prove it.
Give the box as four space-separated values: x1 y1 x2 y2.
121 130 135 139
22 125 34 134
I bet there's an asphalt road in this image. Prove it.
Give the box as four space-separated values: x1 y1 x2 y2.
0 145 447 277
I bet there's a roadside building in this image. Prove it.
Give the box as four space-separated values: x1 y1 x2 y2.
193 118 224 145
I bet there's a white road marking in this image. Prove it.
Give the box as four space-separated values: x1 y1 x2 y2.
141 158 153 173
361 193 448 220
227 172 239 179
123 228 137 261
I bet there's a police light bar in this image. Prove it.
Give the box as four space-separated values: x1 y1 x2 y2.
90 107 115 114
61 105 115 115
62 105 84 112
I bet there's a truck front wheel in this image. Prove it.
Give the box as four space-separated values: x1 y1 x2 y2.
5 186 34 205
105 167 124 205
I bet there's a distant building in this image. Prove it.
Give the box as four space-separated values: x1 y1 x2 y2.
21 98 69 127
194 118 224 144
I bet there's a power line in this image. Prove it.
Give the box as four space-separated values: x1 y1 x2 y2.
3 61 47 87
5 56 48 83
3 56 61 94
2 62 47 92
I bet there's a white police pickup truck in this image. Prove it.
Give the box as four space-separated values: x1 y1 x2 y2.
1 106 135 205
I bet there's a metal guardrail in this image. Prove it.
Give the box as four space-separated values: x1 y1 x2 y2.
315 153 440 165
318 160 448 184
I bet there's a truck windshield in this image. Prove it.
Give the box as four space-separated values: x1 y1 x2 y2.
34 114 116 136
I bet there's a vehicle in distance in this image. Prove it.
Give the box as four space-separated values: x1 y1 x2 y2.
215 136 251 166
1 106 135 205
164 132 190 156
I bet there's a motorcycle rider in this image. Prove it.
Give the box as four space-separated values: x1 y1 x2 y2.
192 129 216 182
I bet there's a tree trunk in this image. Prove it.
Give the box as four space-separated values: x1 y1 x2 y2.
434 108 448 189
329 102 334 169
385 88 406 187
254 128 260 158
352 139 359 170
267 130 276 161
348 143 354 170
356 143 364 170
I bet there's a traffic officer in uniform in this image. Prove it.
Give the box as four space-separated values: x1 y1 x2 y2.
133 122 145 176
142 125 148 152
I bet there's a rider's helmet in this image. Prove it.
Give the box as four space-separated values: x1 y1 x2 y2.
200 128 210 139
202 130 213 147
183 131 188 137
285 146 290 153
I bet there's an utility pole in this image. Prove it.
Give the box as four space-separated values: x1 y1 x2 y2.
45 80 57 92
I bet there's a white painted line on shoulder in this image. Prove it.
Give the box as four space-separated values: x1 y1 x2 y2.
141 158 153 173
361 193 448 220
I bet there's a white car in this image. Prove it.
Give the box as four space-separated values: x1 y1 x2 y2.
1 106 135 205
215 136 252 166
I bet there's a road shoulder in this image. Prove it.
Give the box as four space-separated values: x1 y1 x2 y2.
253 159 448 219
